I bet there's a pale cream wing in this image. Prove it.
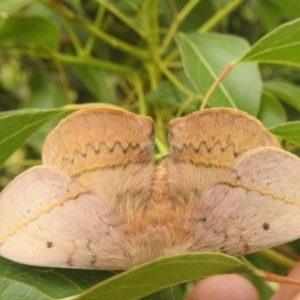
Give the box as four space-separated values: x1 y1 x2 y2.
0 166 131 269
0 108 155 270
162 108 278 211
148 108 280 256
42 108 155 215
192 147 300 256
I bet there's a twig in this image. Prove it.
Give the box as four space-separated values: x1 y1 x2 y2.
160 0 200 55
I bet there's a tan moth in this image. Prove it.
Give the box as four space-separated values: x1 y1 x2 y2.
1 107 300 270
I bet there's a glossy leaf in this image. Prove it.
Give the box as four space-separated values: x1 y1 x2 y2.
264 81 300 113
0 252 258 300
238 18 300 66
0 108 64 168
73 65 116 104
0 256 113 300
76 253 257 300
270 122 300 145
176 32 262 115
0 16 59 49
270 0 300 18
142 286 185 300
257 92 286 128
21 84 69 150
0 0 33 14
251 0 284 31
146 73 197 109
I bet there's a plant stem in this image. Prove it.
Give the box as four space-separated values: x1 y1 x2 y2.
258 249 296 270
39 0 149 61
149 0 160 46
54 59 72 103
84 2 106 56
11 47 135 74
4 159 42 167
160 0 200 55
176 96 197 118
144 0 161 90
54 53 135 74
164 0 242 62
198 0 243 32
199 62 235 110
155 137 169 156
261 271 300 286
133 73 148 116
151 48 199 99
62 19 83 55
146 63 159 90
98 0 145 38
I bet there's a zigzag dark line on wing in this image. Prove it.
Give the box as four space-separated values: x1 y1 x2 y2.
61 141 153 165
169 155 231 169
172 140 242 158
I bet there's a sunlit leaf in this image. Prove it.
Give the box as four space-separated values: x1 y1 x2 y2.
0 16 59 49
264 81 300 113
0 256 113 300
0 108 64 167
257 92 286 128
238 18 300 66
76 253 257 300
176 32 262 115
269 122 300 145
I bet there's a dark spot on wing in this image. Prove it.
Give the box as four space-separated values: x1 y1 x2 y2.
190 216 207 224
66 256 74 266
263 223 270 230
91 255 98 266
86 239 92 251
46 241 53 248
219 246 226 253
223 230 228 240
244 242 250 252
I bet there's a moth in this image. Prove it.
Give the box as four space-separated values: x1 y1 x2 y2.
1 107 300 270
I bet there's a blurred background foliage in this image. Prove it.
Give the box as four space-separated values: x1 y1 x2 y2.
1 0 300 299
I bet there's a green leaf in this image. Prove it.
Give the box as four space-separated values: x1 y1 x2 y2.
257 92 286 128
269 122 300 145
0 256 113 300
270 0 300 19
146 73 198 109
176 32 262 115
21 84 69 150
76 253 257 300
160 0 215 32
25 2 58 18
264 81 300 113
73 65 116 104
243 274 274 300
142 286 185 300
251 0 284 31
238 18 300 66
0 16 59 49
0 108 64 168
0 0 33 14
23 85 69 110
